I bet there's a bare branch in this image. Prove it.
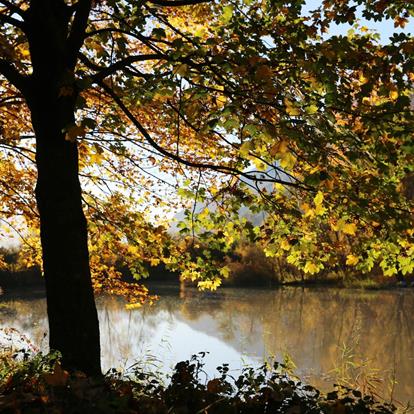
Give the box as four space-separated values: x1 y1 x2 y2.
79 53 166 84
84 27 165 55
66 0 92 68
0 10 25 29
0 217 38 250
0 58 28 93
99 81 308 190
0 0 25 16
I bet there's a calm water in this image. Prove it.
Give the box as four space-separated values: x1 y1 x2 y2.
0 285 413 406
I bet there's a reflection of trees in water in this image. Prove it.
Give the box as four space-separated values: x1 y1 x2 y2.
176 288 414 404
155 288 414 404
97 296 170 370
0 298 48 351
1 288 413 404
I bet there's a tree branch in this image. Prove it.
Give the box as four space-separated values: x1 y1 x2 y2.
84 27 167 55
99 81 307 190
66 0 92 68
0 0 26 17
0 58 28 93
79 53 166 84
0 10 25 29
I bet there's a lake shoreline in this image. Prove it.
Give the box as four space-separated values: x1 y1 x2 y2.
1 267 413 295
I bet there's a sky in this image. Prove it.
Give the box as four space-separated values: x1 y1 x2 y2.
304 0 413 42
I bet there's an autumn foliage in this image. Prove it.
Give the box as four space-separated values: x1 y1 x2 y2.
0 0 413 372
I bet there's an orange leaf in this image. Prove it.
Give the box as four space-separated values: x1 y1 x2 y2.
42 362 69 387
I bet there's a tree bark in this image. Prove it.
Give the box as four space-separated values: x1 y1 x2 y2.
28 95 101 375
21 0 101 376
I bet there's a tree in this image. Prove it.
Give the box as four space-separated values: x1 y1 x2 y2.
0 0 413 374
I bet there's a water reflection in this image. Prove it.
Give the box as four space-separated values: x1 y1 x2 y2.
0 286 413 405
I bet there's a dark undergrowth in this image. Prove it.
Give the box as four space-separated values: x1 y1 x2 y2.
0 351 397 414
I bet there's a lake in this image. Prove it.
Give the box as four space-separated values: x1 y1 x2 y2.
1 284 413 407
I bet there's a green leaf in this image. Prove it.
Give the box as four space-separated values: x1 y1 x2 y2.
222 5 234 23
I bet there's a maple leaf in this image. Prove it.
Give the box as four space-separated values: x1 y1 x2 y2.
64 125 85 142
346 254 359 266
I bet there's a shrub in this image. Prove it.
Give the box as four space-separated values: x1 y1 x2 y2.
0 351 397 413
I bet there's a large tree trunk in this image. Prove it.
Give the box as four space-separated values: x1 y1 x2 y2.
28 97 101 375
22 0 101 376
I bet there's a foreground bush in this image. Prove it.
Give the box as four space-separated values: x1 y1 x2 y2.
0 351 396 413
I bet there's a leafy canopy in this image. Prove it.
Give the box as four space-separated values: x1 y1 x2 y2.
0 0 413 293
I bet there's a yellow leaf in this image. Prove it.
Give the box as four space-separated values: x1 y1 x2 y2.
240 141 252 157
287 106 300 116
20 48 30 58
280 239 291 250
306 104 318 114
216 94 227 107
313 191 326 215
325 179 334 191
389 90 398 100
175 64 189 77
198 279 221 291
270 140 289 157
90 151 104 165
331 218 342 231
222 5 234 23
359 73 368 84
280 152 296 169
301 202 314 218
343 222 357 235
331 218 356 234
210 185 218 195
278 140 289 154
314 204 326 216
314 191 324 206
198 207 209 219
125 302 142 310
220 266 230 278
284 98 300 116
304 262 319 274
346 254 359 266
253 157 267 171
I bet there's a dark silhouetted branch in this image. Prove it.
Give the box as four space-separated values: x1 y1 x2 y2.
0 11 25 29
79 53 166 83
99 81 308 190
67 0 92 68
0 0 25 16
0 59 28 93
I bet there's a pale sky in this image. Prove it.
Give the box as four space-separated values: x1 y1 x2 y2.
304 0 413 42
